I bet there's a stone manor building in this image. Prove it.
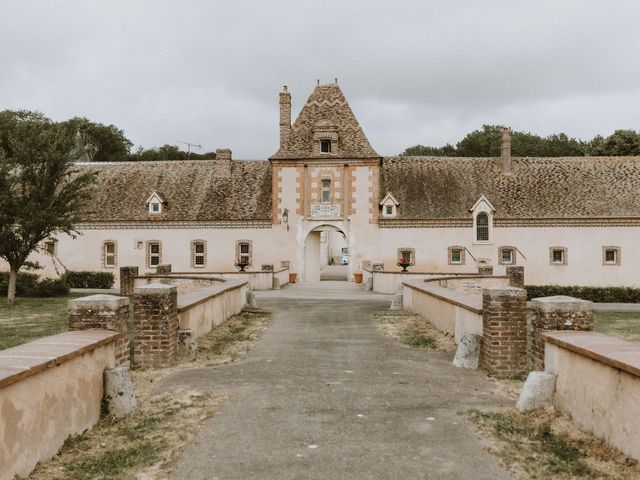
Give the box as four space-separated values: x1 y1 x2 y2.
12 82 640 286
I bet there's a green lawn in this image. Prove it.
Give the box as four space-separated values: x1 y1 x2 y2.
594 310 640 343
0 294 84 350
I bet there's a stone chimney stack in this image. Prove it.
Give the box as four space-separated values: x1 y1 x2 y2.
279 86 291 148
215 148 232 176
501 127 512 174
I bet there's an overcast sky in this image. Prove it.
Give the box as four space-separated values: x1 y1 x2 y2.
2 0 639 157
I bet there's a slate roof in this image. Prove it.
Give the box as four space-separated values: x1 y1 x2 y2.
271 83 380 159
75 160 272 223
381 156 640 219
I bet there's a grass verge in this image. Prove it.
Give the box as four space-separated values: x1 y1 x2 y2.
593 311 640 343
467 409 640 479
28 310 271 480
373 311 456 352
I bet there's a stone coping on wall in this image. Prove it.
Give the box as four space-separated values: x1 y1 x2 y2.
0 330 118 389
542 331 640 378
177 280 248 313
422 275 508 283
403 280 483 314
137 274 226 282
156 267 289 275
362 264 480 276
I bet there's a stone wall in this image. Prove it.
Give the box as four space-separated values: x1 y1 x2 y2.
68 294 130 367
133 284 178 368
119 266 139 296
506 266 524 288
531 295 593 370
481 287 527 378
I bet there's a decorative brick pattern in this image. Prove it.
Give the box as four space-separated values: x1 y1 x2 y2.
119 266 139 296
133 284 178 369
531 296 593 370
507 266 525 288
68 294 130 367
481 287 527 378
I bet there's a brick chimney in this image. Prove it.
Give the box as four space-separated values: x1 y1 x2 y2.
215 148 232 176
279 86 291 148
501 127 512 174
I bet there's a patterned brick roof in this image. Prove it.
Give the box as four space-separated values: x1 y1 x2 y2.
271 84 380 159
76 160 272 222
381 156 640 219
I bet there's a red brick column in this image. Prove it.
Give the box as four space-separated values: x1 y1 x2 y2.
119 266 139 296
68 294 130 366
531 296 593 370
133 284 178 369
481 286 527 378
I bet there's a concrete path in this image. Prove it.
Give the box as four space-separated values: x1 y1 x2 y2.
162 281 512 479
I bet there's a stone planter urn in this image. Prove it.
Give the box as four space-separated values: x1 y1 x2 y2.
353 272 363 284
289 272 297 283
235 262 249 272
397 261 411 273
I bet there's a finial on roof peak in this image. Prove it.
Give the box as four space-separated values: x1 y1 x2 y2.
335 77 338 84
317 79 320 86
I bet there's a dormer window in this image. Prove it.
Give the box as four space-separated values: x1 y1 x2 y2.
320 140 331 153
146 192 164 214
470 195 495 244
379 192 399 218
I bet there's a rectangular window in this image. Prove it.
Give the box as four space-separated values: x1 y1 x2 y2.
104 242 116 267
550 247 567 266
451 249 462 264
322 179 331 203
398 248 415 265
151 203 159 212
193 241 206 267
148 241 161 266
603 246 620 266
237 240 252 266
499 247 515 265
320 140 331 153
44 240 57 255
386 205 393 215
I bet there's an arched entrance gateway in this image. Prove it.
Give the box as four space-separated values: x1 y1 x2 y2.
302 224 349 282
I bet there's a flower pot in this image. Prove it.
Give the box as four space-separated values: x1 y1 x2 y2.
397 263 410 273
289 272 297 283
354 272 363 284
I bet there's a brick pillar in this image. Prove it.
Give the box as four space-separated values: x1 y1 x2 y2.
133 284 178 368
481 286 527 378
119 266 139 296
68 294 130 366
531 296 593 370
478 266 493 275
156 264 172 274
507 266 525 288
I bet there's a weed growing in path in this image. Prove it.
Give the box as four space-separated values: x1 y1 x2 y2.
373 311 456 352
467 408 640 479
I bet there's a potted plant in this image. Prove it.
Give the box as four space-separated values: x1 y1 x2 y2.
289 272 297 283
353 271 363 284
235 261 249 272
397 257 411 273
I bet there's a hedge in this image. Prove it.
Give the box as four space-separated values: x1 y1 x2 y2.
0 272 69 297
526 285 640 303
62 271 115 289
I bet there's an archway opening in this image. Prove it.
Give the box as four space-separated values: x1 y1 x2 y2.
304 225 348 282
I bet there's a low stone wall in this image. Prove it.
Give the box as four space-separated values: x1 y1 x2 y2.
369 270 482 294
133 275 224 295
177 280 248 338
272 267 290 289
402 280 483 342
0 331 118 480
135 268 288 291
543 331 640 460
435 275 510 296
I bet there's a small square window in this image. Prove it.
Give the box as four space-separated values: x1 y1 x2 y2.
44 241 56 255
603 247 620 266
500 248 515 265
551 248 566 265
151 203 159 212
320 140 331 153
451 249 462 264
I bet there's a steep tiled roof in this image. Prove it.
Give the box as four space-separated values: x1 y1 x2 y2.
271 84 380 159
76 160 272 222
381 156 640 219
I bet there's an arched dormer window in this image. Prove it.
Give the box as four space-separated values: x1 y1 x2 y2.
476 212 489 242
322 179 331 203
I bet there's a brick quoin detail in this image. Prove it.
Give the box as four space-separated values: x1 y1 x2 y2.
68 294 130 366
133 284 178 369
120 266 139 296
530 296 593 370
481 287 527 378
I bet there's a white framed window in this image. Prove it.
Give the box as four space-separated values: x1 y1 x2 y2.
603 246 620 266
448 246 465 265
146 192 164 214
103 241 117 267
476 212 489 242
397 248 415 265
379 193 399 219
320 140 331 153
191 240 207 268
147 241 161 267
236 240 252 266
499 246 515 265
549 247 567 266
385 205 393 215
322 179 331 203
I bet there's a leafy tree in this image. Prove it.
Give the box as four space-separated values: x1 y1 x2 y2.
0 111 96 304
588 129 640 156
129 144 217 161
62 116 133 162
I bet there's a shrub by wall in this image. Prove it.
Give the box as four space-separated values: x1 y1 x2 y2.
62 271 115 289
0 272 69 297
527 285 640 303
